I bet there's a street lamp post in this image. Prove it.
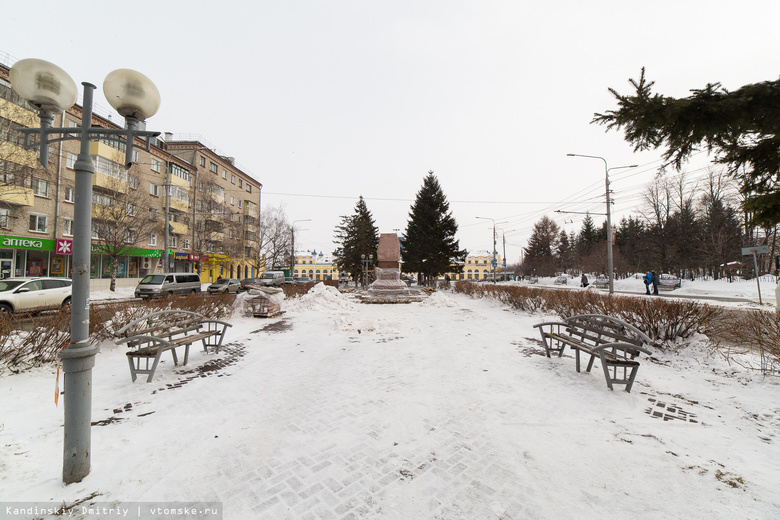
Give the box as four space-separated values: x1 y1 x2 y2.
476 217 507 282
361 253 373 290
10 59 161 484
566 154 637 294
290 219 311 279
497 228 516 279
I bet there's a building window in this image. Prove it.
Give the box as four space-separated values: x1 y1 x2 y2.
230 174 236 184
149 233 157 246
63 217 73 236
222 170 227 179
0 208 10 230
124 229 136 244
150 183 160 197
238 200 242 209
29 214 47 233
238 179 243 188
210 162 218 174
200 156 206 167
128 175 139 189
151 158 161 172
64 186 75 203
247 184 252 193
170 236 177 248
127 203 136 217
183 238 190 250
31 178 49 197
149 208 158 221
230 196 235 206
66 153 77 169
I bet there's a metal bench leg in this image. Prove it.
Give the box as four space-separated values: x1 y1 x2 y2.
625 366 640 393
147 351 165 383
600 355 614 391
170 347 179 366
585 355 596 372
127 355 138 382
574 349 581 372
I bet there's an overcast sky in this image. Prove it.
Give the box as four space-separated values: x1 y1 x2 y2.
3 1 779 263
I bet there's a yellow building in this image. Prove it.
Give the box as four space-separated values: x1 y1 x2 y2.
293 250 337 281
447 250 503 281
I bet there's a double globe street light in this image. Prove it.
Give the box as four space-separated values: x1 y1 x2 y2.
10 58 161 484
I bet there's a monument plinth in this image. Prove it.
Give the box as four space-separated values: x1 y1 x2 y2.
369 233 409 293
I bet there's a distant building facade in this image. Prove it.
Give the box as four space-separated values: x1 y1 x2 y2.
0 60 262 289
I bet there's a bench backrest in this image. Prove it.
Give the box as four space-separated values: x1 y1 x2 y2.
115 310 207 338
564 314 650 348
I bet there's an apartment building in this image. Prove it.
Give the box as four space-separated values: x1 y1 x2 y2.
0 62 262 289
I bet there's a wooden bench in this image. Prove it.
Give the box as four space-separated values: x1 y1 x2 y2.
533 314 652 392
115 310 232 382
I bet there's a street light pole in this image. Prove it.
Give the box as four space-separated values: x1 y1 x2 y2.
566 154 637 294
291 219 310 279
10 59 160 484
476 217 507 282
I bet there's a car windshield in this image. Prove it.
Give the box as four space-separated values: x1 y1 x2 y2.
260 273 276 279
140 275 166 284
213 279 228 285
0 280 26 292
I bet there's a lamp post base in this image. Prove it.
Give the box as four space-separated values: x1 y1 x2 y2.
58 342 100 484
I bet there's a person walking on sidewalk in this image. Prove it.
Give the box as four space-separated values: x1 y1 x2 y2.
643 272 652 295
651 271 659 295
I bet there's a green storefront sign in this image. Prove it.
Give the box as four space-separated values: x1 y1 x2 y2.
0 236 55 251
90 245 161 257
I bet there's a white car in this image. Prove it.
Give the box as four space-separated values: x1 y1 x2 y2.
0 277 73 313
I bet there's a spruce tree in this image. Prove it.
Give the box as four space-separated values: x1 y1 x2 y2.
593 68 780 225
402 171 466 283
333 196 379 284
522 216 560 277
577 214 600 256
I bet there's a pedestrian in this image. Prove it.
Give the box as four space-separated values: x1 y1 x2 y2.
651 271 659 295
643 272 651 295
581 273 589 288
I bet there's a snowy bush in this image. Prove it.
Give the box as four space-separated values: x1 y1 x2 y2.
0 293 235 372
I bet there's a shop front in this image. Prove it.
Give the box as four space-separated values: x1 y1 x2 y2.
0 235 72 279
173 251 191 272
89 246 162 280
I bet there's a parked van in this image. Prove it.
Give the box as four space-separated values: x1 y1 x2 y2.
135 273 201 299
259 270 285 287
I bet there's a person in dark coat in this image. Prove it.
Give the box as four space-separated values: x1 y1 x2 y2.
581 273 589 287
651 271 659 295
643 272 651 295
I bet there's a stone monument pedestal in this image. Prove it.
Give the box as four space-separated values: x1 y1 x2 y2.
369 233 408 294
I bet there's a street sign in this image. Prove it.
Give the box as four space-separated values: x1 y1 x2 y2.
742 245 769 255
741 245 769 304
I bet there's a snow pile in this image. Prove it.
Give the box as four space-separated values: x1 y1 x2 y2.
421 290 459 307
291 282 355 312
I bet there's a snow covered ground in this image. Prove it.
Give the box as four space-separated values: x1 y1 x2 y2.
1 281 779 519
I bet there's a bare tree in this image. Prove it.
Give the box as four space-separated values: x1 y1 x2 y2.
91 169 161 291
258 204 290 270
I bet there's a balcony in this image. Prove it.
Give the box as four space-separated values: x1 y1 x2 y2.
168 221 188 235
0 184 34 206
165 196 189 213
93 170 128 191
